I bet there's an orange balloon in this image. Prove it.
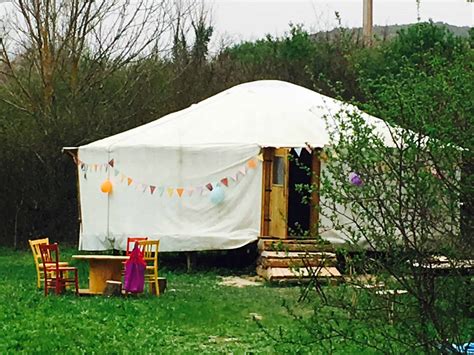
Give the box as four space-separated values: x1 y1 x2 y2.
101 180 113 194
247 159 257 169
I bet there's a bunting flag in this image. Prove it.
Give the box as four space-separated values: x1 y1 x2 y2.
294 147 303 157
77 155 259 198
158 186 165 197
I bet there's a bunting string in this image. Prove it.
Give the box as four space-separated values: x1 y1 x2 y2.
76 157 260 198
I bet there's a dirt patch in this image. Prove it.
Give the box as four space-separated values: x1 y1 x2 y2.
219 275 264 288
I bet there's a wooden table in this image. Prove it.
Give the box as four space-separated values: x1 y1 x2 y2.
72 255 128 295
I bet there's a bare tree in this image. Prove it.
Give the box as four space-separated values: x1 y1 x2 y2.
0 0 198 123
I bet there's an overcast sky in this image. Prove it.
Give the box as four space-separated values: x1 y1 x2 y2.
206 0 473 45
0 0 472 51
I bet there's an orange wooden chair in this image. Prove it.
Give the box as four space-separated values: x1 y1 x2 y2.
39 243 79 296
29 237 68 289
137 240 160 296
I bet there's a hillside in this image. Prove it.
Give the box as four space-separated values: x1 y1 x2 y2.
313 21 471 41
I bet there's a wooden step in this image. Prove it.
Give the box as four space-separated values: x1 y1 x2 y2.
258 238 335 252
260 251 336 259
258 257 337 268
257 266 342 281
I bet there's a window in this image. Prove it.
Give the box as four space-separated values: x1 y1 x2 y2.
273 156 284 185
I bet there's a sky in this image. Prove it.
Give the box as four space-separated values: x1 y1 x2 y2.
206 0 473 44
0 0 472 51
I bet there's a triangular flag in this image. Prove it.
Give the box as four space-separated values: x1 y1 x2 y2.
120 174 126 183
187 187 194 196
206 183 213 191
150 185 156 195
80 163 85 171
127 177 133 186
257 153 264 161
294 147 303 157
176 188 184 197
94 164 98 172
239 167 247 176
196 186 204 196
220 178 229 187
231 173 238 182
167 187 174 197
158 186 164 197
142 184 147 192
114 169 120 177
108 159 115 167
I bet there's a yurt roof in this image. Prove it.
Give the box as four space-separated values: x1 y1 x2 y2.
78 80 395 150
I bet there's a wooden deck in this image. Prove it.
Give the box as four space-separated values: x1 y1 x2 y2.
256 238 342 282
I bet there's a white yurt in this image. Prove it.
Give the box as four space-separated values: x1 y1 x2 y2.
65 80 395 252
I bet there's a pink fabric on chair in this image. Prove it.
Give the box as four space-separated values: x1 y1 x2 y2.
124 245 146 293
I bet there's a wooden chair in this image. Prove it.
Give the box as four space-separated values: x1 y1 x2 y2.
137 240 160 296
126 237 148 256
39 243 79 296
122 237 148 276
29 237 68 289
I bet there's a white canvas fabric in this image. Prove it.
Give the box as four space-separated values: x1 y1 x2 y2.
75 80 396 251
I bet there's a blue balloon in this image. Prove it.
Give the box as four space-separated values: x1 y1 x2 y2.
210 186 225 205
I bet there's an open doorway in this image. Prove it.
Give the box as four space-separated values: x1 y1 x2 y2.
287 149 312 237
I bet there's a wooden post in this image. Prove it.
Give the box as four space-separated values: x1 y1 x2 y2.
363 0 373 46
186 252 196 272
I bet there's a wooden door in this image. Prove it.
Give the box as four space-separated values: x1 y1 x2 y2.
268 148 289 238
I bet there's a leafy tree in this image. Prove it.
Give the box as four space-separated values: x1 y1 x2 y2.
277 22 473 352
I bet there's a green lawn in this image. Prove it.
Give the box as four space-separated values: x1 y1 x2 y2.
0 248 320 353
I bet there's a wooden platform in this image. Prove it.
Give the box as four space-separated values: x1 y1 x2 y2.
257 238 342 282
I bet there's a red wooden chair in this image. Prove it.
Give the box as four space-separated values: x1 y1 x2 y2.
126 237 148 256
122 237 148 276
39 243 79 296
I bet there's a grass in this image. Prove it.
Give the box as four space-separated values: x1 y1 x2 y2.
3 248 470 353
0 247 314 353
